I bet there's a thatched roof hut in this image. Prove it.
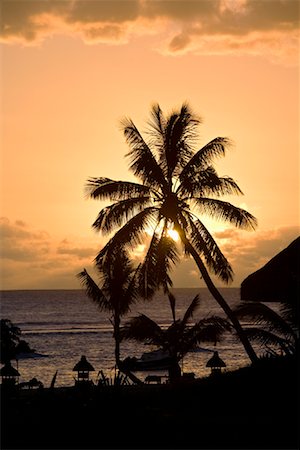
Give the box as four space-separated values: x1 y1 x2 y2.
206 351 226 368
73 355 95 372
0 361 20 377
241 237 300 304
1 361 20 386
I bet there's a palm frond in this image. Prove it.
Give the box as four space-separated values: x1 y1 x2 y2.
163 103 200 180
183 212 234 283
147 103 166 146
77 269 111 312
100 247 137 313
85 178 150 201
138 226 179 298
138 232 161 299
178 165 243 198
121 314 164 345
279 302 298 330
193 198 257 230
179 316 231 358
155 233 180 292
121 264 141 316
179 137 232 183
234 302 297 340
244 328 294 355
168 292 176 323
92 197 152 234
95 207 159 269
181 295 201 327
192 316 232 344
121 117 168 191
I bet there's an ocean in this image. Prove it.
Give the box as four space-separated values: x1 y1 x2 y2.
0 288 273 387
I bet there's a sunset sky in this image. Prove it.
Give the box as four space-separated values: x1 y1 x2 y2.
1 0 299 290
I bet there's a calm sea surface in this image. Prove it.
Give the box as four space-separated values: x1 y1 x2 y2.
0 288 274 387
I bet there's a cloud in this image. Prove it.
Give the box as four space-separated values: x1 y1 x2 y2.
213 225 300 284
1 0 298 64
57 242 96 259
168 225 300 288
1 217 299 289
67 0 140 24
0 217 50 262
0 218 101 289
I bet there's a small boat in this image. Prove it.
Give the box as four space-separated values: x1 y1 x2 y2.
121 349 172 371
189 346 214 353
16 351 48 359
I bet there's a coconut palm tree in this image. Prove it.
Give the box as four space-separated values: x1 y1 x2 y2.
121 293 231 381
86 103 258 364
77 247 140 368
234 301 298 357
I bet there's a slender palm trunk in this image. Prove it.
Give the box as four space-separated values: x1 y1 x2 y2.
113 316 121 367
180 232 258 364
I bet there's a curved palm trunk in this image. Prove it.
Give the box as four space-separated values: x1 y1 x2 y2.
180 232 258 364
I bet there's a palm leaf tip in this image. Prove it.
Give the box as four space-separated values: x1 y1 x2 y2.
77 269 87 282
182 295 201 326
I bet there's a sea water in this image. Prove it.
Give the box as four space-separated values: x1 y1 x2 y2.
0 288 272 387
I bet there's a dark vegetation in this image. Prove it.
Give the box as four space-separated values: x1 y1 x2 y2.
1 355 298 449
121 292 231 381
0 319 34 363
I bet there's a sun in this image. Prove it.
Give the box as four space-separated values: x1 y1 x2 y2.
144 224 179 242
167 228 179 242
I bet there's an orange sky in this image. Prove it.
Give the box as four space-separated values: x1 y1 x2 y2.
1 0 299 289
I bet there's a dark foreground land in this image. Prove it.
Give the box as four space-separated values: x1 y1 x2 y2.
1 356 299 450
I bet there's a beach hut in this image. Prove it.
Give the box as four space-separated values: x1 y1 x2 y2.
73 355 95 384
0 361 20 386
206 351 226 376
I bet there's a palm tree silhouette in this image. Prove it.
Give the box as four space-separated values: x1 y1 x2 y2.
234 301 298 357
121 293 231 381
77 247 140 368
86 103 258 363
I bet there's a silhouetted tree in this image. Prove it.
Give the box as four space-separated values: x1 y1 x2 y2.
0 319 21 363
78 248 140 368
234 302 299 357
1 319 36 363
122 293 231 381
86 103 258 364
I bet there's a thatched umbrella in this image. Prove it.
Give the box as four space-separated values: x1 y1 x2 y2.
73 355 95 382
0 361 20 386
241 237 300 304
206 351 226 375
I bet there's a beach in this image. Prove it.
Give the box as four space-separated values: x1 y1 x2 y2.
1 355 298 450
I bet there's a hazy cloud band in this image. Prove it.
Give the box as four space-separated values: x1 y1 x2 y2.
1 0 299 64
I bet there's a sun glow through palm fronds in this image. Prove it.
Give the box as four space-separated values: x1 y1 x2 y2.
87 102 259 364
144 223 179 242
167 228 179 242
